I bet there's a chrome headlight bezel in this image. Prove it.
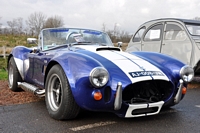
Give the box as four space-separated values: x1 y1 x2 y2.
179 65 194 82
89 67 109 88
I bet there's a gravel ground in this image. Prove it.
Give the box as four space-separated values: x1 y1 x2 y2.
0 80 200 106
0 80 43 106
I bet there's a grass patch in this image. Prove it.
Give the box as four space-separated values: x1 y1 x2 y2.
0 69 8 80
0 57 7 70
0 58 8 80
0 34 35 47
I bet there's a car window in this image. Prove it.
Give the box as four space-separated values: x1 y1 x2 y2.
132 27 145 42
186 24 200 36
144 24 163 41
164 24 187 41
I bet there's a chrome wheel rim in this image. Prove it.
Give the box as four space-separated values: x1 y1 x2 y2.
47 74 62 111
8 64 14 88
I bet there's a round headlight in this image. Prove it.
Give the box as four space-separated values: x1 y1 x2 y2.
89 67 109 88
179 65 194 82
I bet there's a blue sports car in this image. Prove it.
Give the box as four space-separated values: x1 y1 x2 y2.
8 28 194 120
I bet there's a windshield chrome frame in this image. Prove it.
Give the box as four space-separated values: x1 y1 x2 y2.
39 28 113 51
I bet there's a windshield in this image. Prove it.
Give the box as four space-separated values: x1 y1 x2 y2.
41 28 113 50
186 24 200 36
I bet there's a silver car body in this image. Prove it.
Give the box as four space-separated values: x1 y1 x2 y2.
126 18 200 74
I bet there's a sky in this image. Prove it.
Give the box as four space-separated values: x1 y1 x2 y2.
0 0 200 34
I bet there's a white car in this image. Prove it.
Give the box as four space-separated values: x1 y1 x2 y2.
126 18 200 75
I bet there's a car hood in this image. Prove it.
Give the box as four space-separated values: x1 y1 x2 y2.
73 45 169 83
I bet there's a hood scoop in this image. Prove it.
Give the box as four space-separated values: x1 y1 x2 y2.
96 47 121 51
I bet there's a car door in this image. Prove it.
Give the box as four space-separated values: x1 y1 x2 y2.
27 51 53 88
126 27 145 52
142 23 164 52
161 22 192 65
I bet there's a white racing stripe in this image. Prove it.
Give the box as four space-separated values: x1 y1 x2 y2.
69 121 116 131
98 51 170 83
76 45 169 83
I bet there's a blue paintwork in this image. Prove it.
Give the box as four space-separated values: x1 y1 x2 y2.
9 43 188 117
11 46 32 60
83 30 102 35
132 51 184 83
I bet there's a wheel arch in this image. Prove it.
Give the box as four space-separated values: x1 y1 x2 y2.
7 54 13 69
44 60 59 88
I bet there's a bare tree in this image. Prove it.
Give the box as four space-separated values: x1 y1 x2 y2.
111 23 120 43
2 27 10 35
16 17 23 35
43 15 64 28
118 30 131 43
102 23 106 32
6 17 24 35
26 12 47 36
7 19 17 34
105 23 131 43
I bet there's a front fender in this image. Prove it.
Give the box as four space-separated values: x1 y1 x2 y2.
10 46 32 60
8 46 32 80
47 51 103 91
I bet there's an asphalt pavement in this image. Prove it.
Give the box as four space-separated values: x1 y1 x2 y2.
0 88 200 133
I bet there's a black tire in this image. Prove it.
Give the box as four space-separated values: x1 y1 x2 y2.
45 64 80 120
8 57 22 91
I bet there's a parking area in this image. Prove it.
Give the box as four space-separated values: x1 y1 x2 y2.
0 88 200 133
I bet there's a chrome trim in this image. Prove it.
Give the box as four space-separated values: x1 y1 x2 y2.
89 67 109 88
174 79 184 104
179 65 194 82
8 63 14 88
114 82 122 110
125 101 164 118
18 82 45 97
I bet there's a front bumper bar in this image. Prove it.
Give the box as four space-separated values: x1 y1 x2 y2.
114 82 164 117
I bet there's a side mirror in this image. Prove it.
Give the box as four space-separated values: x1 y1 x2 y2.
117 42 123 47
27 38 37 44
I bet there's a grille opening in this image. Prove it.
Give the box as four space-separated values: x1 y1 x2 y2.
132 107 159 115
104 86 111 102
123 80 173 104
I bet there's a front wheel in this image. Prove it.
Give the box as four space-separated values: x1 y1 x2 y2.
45 64 80 120
8 57 22 91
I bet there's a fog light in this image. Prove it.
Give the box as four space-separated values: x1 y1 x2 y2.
93 91 102 100
182 87 187 95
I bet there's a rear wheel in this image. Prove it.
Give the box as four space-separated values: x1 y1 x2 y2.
8 57 22 91
45 64 80 120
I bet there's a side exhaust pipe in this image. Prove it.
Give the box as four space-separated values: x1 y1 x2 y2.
18 82 45 97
